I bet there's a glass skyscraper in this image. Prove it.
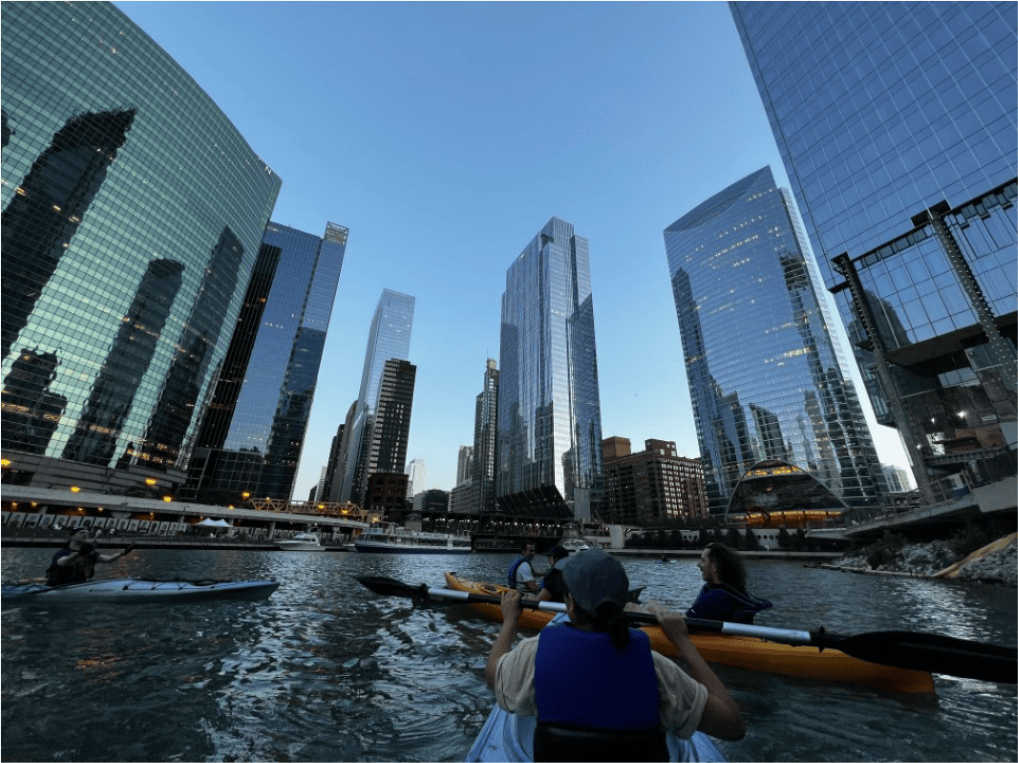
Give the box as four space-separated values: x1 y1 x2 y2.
731 2 1017 501
1 2 281 494
338 289 415 504
472 358 500 515
497 217 605 520
184 222 347 504
664 167 886 515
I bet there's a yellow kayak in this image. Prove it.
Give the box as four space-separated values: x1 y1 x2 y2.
445 572 935 694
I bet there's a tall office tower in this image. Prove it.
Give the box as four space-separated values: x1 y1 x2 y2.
731 3 1017 502
325 402 359 502
882 464 914 494
664 167 886 516
471 358 500 514
406 458 428 499
1 350 67 456
184 222 347 504
358 359 417 508
601 438 709 525
497 218 605 521
0 3 281 495
338 290 415 503
318 423 346 503
457 446 474 484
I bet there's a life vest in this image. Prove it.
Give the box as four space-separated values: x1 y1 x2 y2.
686 582 773 623
507 556 530 589
46 547 96 587
533 625 667 762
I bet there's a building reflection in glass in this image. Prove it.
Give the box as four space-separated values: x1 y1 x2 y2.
664 167 886 515
1 349 68 455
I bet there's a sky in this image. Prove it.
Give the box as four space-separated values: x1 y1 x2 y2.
115 1 911 498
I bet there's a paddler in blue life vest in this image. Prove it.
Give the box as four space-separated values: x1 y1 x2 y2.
46 527 134 587
507 541 542 594
687 542 772 624
486 548 746 761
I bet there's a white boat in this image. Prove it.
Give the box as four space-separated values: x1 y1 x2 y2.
354 524 472 554
1 578 280 603
276 532 326 551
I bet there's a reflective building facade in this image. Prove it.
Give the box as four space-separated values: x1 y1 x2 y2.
497 218 605 520
731 2 1017 501
664 167 886 515
184 222 347 504
338 290 415 504
1 2 281 494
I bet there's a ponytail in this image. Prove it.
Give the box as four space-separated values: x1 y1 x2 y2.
592 602 630 650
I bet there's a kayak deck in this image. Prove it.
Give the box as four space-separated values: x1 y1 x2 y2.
444 572 935 694
466 703 726 762
2 578 280 603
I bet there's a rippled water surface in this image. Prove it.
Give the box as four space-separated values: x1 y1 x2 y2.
2 549 1015 761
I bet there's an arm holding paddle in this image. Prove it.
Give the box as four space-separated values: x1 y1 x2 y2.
485 590 522 688
650 604 746 741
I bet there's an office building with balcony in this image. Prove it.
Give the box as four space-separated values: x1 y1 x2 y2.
731 2 1017 503
496 218 605 520
183 222 347 504
601 437 709 525
1 2 281 496
337 290 415 504
664 167 887 516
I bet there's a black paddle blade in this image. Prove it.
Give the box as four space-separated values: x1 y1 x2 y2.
837 630 1017 683
356 575 428 600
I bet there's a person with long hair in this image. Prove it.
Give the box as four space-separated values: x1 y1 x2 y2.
687 542 772 624
486 548 745 761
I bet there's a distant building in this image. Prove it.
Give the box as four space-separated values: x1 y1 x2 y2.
448 479 475 514
601 437 709 524
184 222 347 504
1 2 281 495
358 359 417 507
497 218 605 520
407 458 428 499
457 445 474 485
471 358 500 515
882 464 914 494
731 2 1017 503
365 472 410 516
413 489 449 514
338 290 415 504
664 167 887 516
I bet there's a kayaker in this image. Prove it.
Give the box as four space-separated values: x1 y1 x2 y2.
687 542 772 624
486 548 745 761
536 546 568 603
46 527 135 587
507 541 541 594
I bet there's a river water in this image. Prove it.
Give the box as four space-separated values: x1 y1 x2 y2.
2 548 1015 762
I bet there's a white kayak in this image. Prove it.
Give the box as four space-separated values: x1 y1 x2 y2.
465 704 726 762
1 577 280 603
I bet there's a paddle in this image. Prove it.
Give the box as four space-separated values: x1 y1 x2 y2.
356 575 1017 684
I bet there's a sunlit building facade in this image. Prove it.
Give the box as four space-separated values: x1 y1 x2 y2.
183 222 347 504
497 217 605 520
1 2 280 495
601 437 709 525
664 167 886 515
338 289 415 504
731 2 1017 502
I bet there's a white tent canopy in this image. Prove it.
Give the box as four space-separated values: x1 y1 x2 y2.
194 518 232 527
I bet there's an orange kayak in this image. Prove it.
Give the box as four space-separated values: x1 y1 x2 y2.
444 572 935 694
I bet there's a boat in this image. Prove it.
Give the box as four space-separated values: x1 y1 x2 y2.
276 532 326 551
466 696 726 762
1 578 280 603
354 523 472 554
445 572 935 693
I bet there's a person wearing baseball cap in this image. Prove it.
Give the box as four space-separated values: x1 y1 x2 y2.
46 526 135 587
485 548 745 761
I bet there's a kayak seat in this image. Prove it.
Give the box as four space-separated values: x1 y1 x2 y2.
533 722 668 762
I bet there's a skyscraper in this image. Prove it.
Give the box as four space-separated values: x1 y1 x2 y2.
338 290 415 503
184 222 347 504
731 2 1017 501
457 445 474 485
664 167 886 515
359 358 417 507
1 2 281 495
471 358 500 514
497 217 605 520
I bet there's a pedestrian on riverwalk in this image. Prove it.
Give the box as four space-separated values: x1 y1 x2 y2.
486 548 746 761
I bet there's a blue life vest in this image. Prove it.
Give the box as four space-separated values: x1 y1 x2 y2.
686 582 773 623
534 625 660 730
507 556 529 589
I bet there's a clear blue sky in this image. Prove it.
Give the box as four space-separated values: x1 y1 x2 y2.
115 1 910 497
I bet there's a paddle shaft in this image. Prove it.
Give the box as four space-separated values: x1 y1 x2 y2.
357 575 1017 683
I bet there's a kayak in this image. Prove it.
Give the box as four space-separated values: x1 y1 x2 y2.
1 578 280 603
465 703 726 762
445 572 935 694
